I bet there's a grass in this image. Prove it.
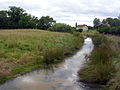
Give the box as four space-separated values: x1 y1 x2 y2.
0 29 84 83
79 32 120 90
105 35 120 90
79 34 115 84
81 30 99 37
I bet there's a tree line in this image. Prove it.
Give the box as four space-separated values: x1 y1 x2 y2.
0 6 56 29
0 6 83 33
93 15 120 35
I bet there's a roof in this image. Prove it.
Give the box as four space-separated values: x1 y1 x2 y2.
76 24 87 28
101 24 111 27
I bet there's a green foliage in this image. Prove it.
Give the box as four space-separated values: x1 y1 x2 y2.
0 10 9 28
102 19 107 24
48 23 74 32
37 16 56 30
0 6 56 29
98 27 111 33
98 26 120 35
93 18 101 28
76 29 83 32
88 26 93 30
94 17 120 35
8 6 25 28
19 14 38 29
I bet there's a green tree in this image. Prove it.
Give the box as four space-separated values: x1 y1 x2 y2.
113 18 120 26
98 17 120 34
0 6 57 29
8 6 25 28
102 19 107 24
38 16 56 30
105 18 114 26
19 14 38 29
93 18 101 28
0 10 9 28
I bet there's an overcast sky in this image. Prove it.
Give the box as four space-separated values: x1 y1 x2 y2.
0 0 120 26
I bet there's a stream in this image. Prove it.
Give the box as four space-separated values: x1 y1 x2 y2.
0 37 94 90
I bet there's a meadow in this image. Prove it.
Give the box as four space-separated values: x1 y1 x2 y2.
0 29 83 83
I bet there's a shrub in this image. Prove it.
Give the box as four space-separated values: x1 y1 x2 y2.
76 29 83 32
48 23 74 32
98 26 120 35
98 26 110 34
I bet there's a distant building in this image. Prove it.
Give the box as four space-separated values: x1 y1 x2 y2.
75 23 88 31
100 23 111 27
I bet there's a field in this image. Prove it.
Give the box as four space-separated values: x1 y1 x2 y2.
0 29 83 83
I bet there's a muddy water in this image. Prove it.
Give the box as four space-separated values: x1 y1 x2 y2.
0 38 94 90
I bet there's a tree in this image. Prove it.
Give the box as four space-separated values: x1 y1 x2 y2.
102 19 107 24
19 14 38 29
106 18 114 26
0 6 56 29
88 26 93 30
8 6 25 28
37 16 56 30
0 10 9 28
97 17 120 35
93 18 101 28
113 18 120 27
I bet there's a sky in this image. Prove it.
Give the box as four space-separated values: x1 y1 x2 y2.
0 0 120 26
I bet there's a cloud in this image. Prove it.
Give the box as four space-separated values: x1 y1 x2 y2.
0 0 120 26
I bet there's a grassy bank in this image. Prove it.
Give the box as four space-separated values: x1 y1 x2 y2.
79 32 120 89
0 29 84 83
105 35 120 90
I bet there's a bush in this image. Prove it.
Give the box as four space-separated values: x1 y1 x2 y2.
48 23 74 32
76 29 83 32
98 26 110 34
98 26 120 35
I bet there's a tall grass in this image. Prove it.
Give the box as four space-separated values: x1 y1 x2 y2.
105 35 120 90
79 34 115 85
0 29 83 83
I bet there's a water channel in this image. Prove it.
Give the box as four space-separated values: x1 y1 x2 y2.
0 37 94 90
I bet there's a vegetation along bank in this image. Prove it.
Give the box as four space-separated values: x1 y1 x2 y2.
79 32 120 90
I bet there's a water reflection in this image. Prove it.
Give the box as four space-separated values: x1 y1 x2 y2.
0 37 94 90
